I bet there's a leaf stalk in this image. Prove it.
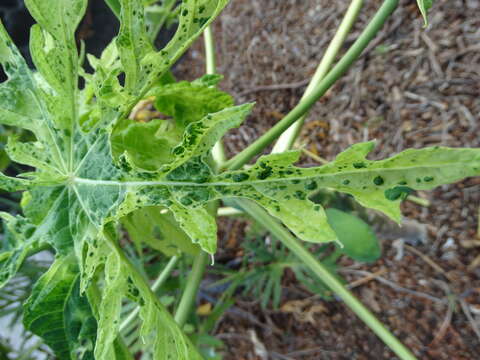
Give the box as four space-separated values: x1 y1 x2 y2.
236 199 417 360
272 0 365 153
174 251 209 326
224 0 399 170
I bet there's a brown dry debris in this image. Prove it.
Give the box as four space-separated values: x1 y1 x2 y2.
175 0 480 359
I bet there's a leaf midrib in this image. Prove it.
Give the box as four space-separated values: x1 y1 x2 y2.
69 161 475 188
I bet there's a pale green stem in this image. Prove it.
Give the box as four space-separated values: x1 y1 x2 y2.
236 199 417 360
301 147 329 164
204 25 227 165
0 243 53 263
406 195 430 207
203 26 217 75
272 0 364 153
224 0 399 170
217 206 244 217
119 255 180 332
174 251 209 326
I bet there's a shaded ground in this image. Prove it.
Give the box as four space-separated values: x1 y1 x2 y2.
176 0 480 359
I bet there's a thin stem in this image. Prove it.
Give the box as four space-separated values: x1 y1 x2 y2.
0 242 53 263
272 0 364 153
406 194 430 207
203 26 217 76
224 0 399 170
204 26 227 165
301 147 329 164
217 206 244 217
174 251 209 326
119 255 180 332
236 199 417 360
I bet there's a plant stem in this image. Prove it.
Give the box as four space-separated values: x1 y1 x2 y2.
204 25 227 165
301 147 329 164
119 255 180 332
406 194 430 207
236 199 417 360
174 251 209 326
272 0 364 153
224 0 399 170
217 206 244 217
203 26 217 76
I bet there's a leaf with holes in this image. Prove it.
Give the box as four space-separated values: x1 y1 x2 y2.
0 0 479 358
0 0 228 358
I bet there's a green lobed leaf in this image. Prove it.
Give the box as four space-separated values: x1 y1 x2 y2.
111 74 233 171
1 0 479 358
105 0 121 18
217 142 480 239
23 254 97 360
90 233 202 360
0 172 30 192
0 0 230 358
153 76 234 128
111 118 179 170
0 213 39 287
115 0 229 110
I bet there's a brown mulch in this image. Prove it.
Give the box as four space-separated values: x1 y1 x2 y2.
175 0 480 359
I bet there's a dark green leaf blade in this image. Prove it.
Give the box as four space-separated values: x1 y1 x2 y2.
23 254 97 360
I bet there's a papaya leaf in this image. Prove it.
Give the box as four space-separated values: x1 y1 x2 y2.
111 118 180 170
111 74 233 170
153 76 234 128
115 0 229 109
90 233 202 360
0 0 229 358
122 206 200 257
0 0 479 359
23 254 97 360
0 213 40 287
326 208 381 263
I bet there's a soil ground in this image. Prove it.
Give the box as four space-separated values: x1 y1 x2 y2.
175 1 480 359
